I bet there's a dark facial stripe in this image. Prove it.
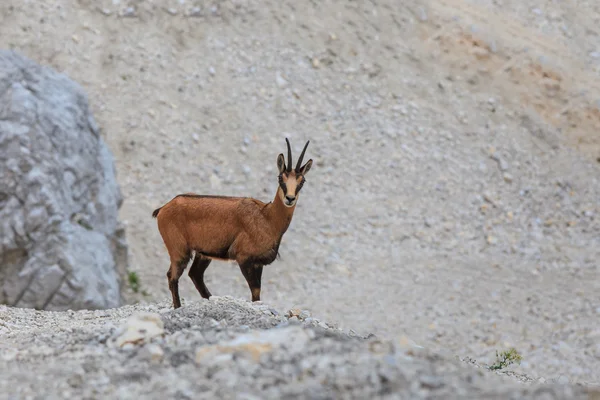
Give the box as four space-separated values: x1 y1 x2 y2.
278 174 287 193
295 178 305 194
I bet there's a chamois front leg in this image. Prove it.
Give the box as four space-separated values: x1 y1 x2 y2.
239 262 263 302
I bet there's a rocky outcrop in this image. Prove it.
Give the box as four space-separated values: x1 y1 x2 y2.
0 297 595 399
0 50 127 310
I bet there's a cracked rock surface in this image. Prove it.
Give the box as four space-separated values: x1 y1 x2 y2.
0 297 596 399
0 50 127 310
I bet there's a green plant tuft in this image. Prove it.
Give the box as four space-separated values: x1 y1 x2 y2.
488 348 523 371
128 271 141 293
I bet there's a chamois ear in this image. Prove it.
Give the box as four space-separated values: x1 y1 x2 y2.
299 159 313 175
277 153 286 174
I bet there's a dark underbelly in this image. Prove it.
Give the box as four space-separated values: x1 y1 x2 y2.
194 241 280 265
194 246 232 261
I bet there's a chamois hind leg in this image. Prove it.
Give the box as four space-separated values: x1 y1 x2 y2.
239 262 263 302
166 253 190 309
188 254 212 299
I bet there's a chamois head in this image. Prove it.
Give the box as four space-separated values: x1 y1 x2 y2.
276 138 313 207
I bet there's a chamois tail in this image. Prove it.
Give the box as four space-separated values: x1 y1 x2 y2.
152 207 162 218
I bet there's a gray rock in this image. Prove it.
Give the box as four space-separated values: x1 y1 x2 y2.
0 50 128 310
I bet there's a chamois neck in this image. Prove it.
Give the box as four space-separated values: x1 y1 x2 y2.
265 187 295 234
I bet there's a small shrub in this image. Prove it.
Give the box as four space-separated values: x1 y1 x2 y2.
488 348 523 371
128 271 141 293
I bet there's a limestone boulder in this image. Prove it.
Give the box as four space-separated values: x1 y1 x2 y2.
0 50 127 310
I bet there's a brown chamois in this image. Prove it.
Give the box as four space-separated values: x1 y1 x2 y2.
152 138 313 309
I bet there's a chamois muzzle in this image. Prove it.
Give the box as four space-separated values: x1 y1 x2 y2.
284 195 296 206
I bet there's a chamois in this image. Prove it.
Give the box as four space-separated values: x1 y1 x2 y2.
152 138 313 309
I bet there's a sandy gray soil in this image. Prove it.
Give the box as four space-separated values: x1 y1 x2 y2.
1 0 599 387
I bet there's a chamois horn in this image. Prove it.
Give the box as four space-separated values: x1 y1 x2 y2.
295 140 310 172
286 138 293 172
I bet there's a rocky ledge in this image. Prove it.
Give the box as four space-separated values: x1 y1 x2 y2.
0 297 596 399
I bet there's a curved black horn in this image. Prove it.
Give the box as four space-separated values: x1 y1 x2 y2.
295 140 310 172
285 138 293 172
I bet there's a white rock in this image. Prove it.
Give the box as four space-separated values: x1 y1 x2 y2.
109 312 165 348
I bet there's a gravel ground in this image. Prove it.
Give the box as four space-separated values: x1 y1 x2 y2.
1 297 598 399
0 0 599 388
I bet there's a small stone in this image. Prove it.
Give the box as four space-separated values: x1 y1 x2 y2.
471 47 490 59
287 308 301 318
275 71 288 87
490 153 509 171
208 66 216 76
486 235 497 245
482 192 496 205
311 58 320 68
299 310 311 320
192 133 200 142
121 6 136 17
503 173 513 183
420 374 444 389
188 7 202 17
166 8 177 15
